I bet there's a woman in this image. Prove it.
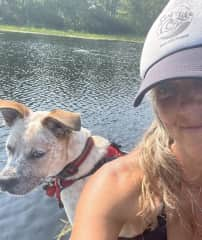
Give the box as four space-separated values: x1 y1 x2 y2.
70 1 202 239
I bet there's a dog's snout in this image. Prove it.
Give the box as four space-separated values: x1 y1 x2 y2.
0 176 19 192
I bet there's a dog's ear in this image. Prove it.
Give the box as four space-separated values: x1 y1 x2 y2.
0 99 30 126
42 109 81 137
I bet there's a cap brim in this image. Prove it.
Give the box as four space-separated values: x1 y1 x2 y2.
134 46 202 107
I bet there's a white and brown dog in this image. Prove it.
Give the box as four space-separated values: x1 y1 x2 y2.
0 99 125 225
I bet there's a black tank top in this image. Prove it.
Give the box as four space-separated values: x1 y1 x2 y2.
118 214 167 240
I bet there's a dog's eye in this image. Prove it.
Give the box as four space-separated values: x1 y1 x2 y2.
30 150 45 159
6 144 14 154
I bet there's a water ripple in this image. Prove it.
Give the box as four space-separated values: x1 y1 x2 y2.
0 32 152 240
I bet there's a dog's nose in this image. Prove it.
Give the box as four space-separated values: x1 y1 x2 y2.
0 176 19 191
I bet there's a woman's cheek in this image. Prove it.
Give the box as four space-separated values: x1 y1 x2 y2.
156 104 178 128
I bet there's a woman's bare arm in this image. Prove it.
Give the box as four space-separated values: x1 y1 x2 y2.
70 154 142 240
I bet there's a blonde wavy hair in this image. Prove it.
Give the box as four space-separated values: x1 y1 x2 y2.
136 90 201 235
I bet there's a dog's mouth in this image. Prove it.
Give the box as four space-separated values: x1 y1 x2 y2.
0 175 41 195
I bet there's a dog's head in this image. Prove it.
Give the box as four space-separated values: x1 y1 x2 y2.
0 100 81 195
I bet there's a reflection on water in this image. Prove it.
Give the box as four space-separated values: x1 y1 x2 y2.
0 32 153 240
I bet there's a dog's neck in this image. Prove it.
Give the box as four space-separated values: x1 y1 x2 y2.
60 129 110 224
65 127 110 178
67 127 92 162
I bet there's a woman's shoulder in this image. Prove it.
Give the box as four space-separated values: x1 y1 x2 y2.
71 149 146 239
96 149 143 190
91 148 142 186
79 149 144 220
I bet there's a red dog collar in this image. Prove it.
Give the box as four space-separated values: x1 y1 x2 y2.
43 139 126 208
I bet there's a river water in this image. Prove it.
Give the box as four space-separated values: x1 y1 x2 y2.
0 31 153 240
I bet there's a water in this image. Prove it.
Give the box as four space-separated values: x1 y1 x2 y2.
0 31 154 240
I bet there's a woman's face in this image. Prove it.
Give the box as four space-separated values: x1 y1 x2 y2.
153 78 202 161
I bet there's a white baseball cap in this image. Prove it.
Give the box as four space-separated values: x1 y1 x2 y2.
134 0 202 107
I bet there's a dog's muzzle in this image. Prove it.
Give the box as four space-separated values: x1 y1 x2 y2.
0 176 20 192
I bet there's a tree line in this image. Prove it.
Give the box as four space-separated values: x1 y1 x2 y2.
0 0 168 36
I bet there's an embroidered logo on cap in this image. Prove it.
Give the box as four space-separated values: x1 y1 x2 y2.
158 4 193 40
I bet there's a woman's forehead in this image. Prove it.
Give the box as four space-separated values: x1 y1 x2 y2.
155 78 202 87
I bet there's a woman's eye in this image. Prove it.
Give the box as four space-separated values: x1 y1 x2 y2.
30 150 46 159
193 80 202 89
155 83 177 100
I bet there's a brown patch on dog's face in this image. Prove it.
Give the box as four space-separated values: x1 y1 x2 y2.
42 109 81 138
0 99 30 126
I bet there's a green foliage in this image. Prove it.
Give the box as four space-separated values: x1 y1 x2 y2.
84 6 132 34
126 0 168 35
56 219 71 240
57 0 89 30
0 0 169 36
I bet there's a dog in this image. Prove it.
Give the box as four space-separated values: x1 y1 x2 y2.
0 99 125 226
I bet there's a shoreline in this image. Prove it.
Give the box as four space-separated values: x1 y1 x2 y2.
0 25 144 43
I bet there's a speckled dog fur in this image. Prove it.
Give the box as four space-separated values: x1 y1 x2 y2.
0 99 110 224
